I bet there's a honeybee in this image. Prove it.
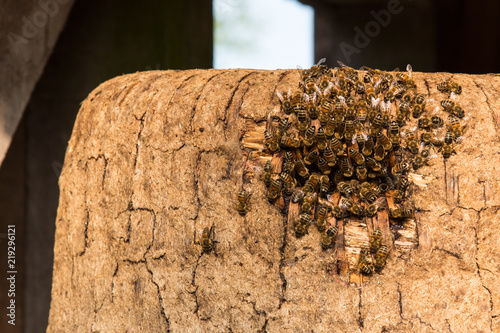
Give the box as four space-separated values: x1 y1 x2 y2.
412 104 424 118
304 94 319 120
318 97 333 119
302 191 317 214
340 157 354 177
418 116 432 129
365 157 382 172
359 186 377 203
327 224 338 238
376 131 392 151
362 135 374 156
374 245 389 273
316 127 328 150
369 227 382 253
389 207 413 218
267 179 282 201
414 93 426 105
344 120 356 143
319 175 330 197
337 181 354 196
358 248 372 275
391 162 410 175
420 131 432 145
333 169 344 184
304 150 319 165
451 104 465 118
412 149 430 170
444 130 454 144
373 143 386 161
303 173 320 193
316 204 328 232
403 129 419 154
448 116 465 140
276 88 293 114
304 125 316 146
365 197 385 217
393 189 404 203
330 136 344 155
297 108 309 131
449 81 462 94
280 133 302 148
323 146 338 167
262 160 272 187
348 147 365 165
437 81 450 94
351 202 364 216
389 121 401 147
280 171 296 195
236 189 251 216
264 130 280 153
441 99 454 110
294 158 310 178
317 157 331 174
295 213 311 237
441 142 455 158
356 165 368 181
201 227 215 253
317 74 333 91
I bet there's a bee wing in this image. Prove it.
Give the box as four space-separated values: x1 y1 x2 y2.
315 84 322 96
338 95 347 106
337 60 349 68
351 132 358 144
373 197 386 209
276 90 284 102
450 92 458 101
324 82 334 96
406 64 413 77
316 58 326 66
371 96 380 108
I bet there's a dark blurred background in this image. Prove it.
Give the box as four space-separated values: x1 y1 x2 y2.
1 0 499 332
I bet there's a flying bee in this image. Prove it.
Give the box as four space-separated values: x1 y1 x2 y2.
303 173 320 194
317 157 331 174
323 146 338 167
276 88 293 114
431 115 444 128
304 150 319 166
348 147 365 165
294 158 309 178
391 162 410 175
296 108 309 132
302 192 317 214
319 175 330 197
373 143 386 161
264 130 280 153
330 136 345 155
374 245 389 273
358 248 372 275
262 160 272 187
337 181 354 196
403 129 419 154
295 214 311 238
389 207 413 219
369 227 382 253
291 188 304 203
236 189 251 216
366 197 385 217
316 127 328 150
356 165 368 181
304 125 316 146
267 179 282 201
316 204 328 232
201 227 215 253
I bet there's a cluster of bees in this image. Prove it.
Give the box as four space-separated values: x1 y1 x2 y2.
233 60 465 276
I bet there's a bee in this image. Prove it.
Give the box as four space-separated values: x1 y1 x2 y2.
356 165 368 181
403 129 419 154
357 102 368 123
397 177 409 192
420 131 432 145
327 224 338 238
373 143 386 161
412 149 429 170
297 108 309 132
267 179 282 201
451 104 465 118
316 127 328 150
201 227 215 253
389 121 401 147
316 204 328 232
280 133 302 148
350 202 364 216
448 116 465 140
303 173 320 193
365 157 382 172
444 130 454 144
280 171 296 195
397 64 415 88
441 99 455 111
412 104 424 119
431 115 444 128
366 197 385 217
323 117 336 137
317 157 331 174
389 207 413 218
393 189 404 203
348 147 365 165
441 142 455 158
374 245 389 273
295 214 311 237
340 157 354 177
317 74 333 91
304 150 319 165
391 162 410 175
437 81 450 94
291 90 304 113
264 130 280 153
304 125 316 146
449 81 462 94
275 117 291 140
369 227 382 253
302 191 317 214
339 197 353 211
294 158 310 178
276 89 293 114
414 93 426 105
344 120 356 143
330 136 345 155
376 131 392 151
358 248 372 275
318 97 332 117
236 189 251 216
380 100 392 126
319 175 330 197
262 160 272 187
362 135 375 156
302 78 317 102
337 181 354 196
418 116 432 130
323 146 338 167
305 94 319 120
359 186 377 203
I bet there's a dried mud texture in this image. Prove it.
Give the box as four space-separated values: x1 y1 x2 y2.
47 69 500 333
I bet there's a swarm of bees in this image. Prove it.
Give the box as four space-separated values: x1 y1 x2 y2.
233 59 465 277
